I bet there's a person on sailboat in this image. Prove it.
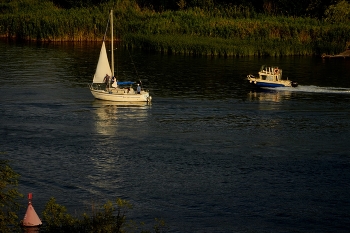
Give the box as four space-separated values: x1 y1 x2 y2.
103 74 110 89
111 77 118 88
137 84 141 94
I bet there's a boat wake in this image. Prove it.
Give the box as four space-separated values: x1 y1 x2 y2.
263 85 350 94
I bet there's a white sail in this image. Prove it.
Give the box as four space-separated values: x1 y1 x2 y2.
93 41 112 83
89 10 151 102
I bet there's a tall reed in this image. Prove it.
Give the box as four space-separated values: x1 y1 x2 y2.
1 0 349 56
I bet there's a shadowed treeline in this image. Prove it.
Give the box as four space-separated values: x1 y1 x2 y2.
1 0 349 56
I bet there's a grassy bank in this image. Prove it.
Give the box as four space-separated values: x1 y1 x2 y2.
123 34 313 56
1 0 349 56
0 1 107 41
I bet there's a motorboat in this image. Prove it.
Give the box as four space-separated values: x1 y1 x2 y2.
247 65 298 88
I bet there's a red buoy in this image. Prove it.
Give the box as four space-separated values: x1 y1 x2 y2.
22 193 42 227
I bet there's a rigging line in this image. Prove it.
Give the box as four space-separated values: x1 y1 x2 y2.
103 12 111 42
102 11 111 90
126 49 142 85
114 10 119 79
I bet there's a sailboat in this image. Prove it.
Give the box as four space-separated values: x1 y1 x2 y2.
89 10 152 102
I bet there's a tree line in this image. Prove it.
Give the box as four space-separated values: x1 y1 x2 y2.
50 0 345 19
1 0 350 56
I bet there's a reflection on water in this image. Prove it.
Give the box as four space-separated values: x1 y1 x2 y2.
248 89 292 102
92 100 152 107
88 100 152 204
92 100 151 135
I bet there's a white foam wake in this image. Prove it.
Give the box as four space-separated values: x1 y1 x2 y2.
264 85 350 94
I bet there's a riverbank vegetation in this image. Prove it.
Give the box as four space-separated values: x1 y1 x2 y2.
0 159 167 233
0 159 23 232
0 0 350 56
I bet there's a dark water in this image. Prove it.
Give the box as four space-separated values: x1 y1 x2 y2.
1 40 350 232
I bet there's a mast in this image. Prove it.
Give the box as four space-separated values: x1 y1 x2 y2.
111 10 114 77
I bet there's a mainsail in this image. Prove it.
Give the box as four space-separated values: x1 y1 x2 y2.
93 41 112 83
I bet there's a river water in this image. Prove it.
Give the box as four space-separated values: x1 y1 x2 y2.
1 40 350 232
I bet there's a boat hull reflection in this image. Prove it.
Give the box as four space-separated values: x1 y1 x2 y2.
92 100 151 136
248 89 292 103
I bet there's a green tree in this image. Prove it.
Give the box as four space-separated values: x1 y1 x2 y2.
177 0 186 10
324 0 350 23
41 197 135 232
83 199 132 232
42 197 78 232
0 159 23 232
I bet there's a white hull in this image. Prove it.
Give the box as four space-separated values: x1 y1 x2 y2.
90 87 151 102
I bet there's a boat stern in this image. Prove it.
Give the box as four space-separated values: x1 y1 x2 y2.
291 81 298 87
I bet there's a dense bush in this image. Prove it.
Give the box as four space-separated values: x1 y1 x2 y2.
0 160 23 233
324 0 350 23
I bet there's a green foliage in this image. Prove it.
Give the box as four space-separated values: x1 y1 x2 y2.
177 0 186 10
0 159 23 232
0 0 349 55
42 197 78 232
40 197 167 233
134 0 337 17
0 0 111 41
152 218 168 233
121 11 350 56
324 0 350 23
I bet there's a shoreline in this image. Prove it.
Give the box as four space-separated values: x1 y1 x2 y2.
322 48 350 59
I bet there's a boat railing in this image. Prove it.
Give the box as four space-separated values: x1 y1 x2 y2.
260 67 282 76
89 83 105 90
